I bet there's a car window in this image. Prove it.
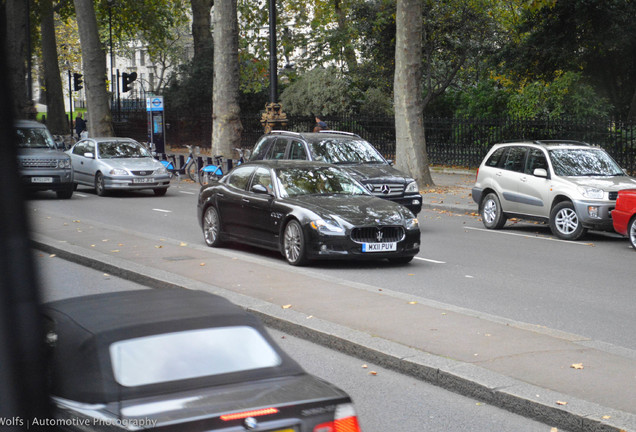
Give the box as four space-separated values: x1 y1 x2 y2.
72 142 86 155
288 141 307 160
98 141 151 159
84 141 95 155
549 148 624 176
266 138 288 160
308 138 385 164
227 165 255 190
15 127 56 149
485 147 506 168
251 136 272 160
251 167 274 194
502 146 527 173
276 166 368 197
525 148 548 174
109 326 281 387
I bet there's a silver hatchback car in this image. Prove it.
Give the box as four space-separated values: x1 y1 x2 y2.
67 137 171 196
472 140 636 240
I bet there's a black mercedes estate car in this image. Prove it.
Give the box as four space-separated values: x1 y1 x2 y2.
42 289 362 432
250 130 422 215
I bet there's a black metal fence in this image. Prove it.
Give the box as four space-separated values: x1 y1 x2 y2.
112 106 636 173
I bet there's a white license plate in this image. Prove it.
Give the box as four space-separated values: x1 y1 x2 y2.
132 177 155 183
32 177 53 183
362 242 397 252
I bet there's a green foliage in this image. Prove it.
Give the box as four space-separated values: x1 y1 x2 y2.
506 72 611 119
450 80 510 119
164 55 213 115
279 67 355 116
359 87 393 116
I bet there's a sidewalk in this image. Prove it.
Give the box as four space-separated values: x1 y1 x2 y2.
29 172 636 432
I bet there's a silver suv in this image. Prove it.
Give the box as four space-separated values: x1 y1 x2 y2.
472 140 636 240
16 120 74 199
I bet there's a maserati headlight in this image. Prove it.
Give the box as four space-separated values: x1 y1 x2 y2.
109 168 128 176
310 218 344 234
405 181 419 194
406 217 419 230
578 186 604 199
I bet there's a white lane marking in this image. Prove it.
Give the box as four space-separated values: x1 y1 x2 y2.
464 226 592 245
414 257 446 264
179 190 196 195
74 193 88 198
152 208 172 213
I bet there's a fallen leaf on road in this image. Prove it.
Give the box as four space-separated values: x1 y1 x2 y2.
73 220 81 223
110 250 120 253
550 428 558 432
602 415 611 420
282 304 292 309
199 262 206 266
155 245 163 249
49 254 56 258
180 242 187 246
361 364 368 369
408 301 417 305
368 371 377 376
571 363 584 370
556 401 567 406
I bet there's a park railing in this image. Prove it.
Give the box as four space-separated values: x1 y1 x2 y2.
113 107 636 173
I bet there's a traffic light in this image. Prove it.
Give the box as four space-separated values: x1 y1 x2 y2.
73 73 83 91
122 72 137 93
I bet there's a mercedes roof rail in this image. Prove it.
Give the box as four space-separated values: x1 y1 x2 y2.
533 139 590 146
317 130 361 137
268 130 303 137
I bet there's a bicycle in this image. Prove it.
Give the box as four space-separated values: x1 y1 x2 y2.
198 148 251 186
159 145 199 182
198 154 224 186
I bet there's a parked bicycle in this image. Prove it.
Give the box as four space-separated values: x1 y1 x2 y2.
198 155 224 186
159 145 199 182
198 148 251 186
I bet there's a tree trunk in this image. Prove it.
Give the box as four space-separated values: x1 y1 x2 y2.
73 0 113 137
212 0 242 159
40 0 68 135
191 0 214 62
5 0 31 119
394 0 433 186
333 0 357 72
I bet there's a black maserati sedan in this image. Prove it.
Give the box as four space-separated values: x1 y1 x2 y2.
42 289 361 431
197 160 420 265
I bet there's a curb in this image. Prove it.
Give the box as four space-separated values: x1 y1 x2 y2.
32 235 636 432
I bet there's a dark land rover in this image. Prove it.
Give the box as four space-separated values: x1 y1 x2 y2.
250 130 422 215
15 120 74 199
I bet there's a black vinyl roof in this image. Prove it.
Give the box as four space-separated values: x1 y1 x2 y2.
42 289 303 403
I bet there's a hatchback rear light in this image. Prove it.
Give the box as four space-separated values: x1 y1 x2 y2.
313 403 361 432
475 168 479 181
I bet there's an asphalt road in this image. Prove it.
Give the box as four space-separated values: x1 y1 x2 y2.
27 180 636 353
36 252 554 432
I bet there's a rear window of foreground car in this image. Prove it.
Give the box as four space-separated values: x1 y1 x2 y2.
109 326 282 386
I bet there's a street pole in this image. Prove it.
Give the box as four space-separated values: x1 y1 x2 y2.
268 0 277 104
68 70 73 136
109 1 114 102
260 0 287 133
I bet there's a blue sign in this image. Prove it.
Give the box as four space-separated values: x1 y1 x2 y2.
146 96 164 112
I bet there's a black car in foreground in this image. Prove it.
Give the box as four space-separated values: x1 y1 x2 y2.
249 130 423 215
197 160 421 265
42 289 361 432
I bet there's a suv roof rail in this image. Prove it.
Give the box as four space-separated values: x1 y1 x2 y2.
533 139 590 146
317 130 361 137
268 130 303 137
